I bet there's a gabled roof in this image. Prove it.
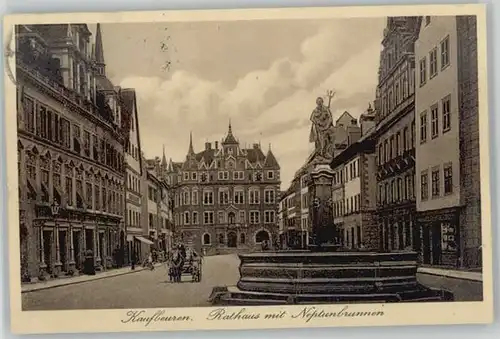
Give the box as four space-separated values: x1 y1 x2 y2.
264 149 280 169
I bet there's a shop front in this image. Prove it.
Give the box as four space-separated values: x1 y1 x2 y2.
417 207 460 267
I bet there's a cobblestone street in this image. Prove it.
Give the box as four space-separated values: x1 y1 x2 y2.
22 254 240 310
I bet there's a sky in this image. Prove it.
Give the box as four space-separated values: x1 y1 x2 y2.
90 18 386 188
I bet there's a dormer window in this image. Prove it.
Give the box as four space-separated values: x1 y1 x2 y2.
183 172 189 181
267 171 274 179
200 173 208 182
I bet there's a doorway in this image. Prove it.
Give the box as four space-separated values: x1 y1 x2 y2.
227 231 237 248
73 230 81 269
99 232 105 263
422 225 431 264
43 230 52 274
59 230 67 272
85 229 94 252
431 223 442 265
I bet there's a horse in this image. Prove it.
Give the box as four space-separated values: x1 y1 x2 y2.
170 249 185 283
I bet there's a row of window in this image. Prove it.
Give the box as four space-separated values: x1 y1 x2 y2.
377 174 416 205
21 150 124 215
282 194 298 210
126 172 141 194
21 95 124 173
127 209 141 227
201 231 266 246
420 163 454 200
300 217 310 230
419 94 452 143
176 188 276 206
332 194 362 217
300 193 309 210
377 120 416 166
178 210 276 226
181 170 275 183
126 141 141 162
333 158 361 185
419 35 450 86
342 225 363 249
377 64 416 119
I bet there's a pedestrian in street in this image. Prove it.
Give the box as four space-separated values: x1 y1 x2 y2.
131 251 137 270
148 252 154 270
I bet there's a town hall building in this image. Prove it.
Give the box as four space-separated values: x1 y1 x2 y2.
167 122 281 255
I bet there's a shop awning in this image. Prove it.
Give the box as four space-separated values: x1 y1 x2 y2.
135 236 154 245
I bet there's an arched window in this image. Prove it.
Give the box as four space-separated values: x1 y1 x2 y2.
203 233 211 245
255 230 270 243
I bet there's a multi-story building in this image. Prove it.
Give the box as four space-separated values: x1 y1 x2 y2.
157 178 174 255
279 176 301 249
16 24 126 281
122 87 144 265
415 15 481 268
279 110 362 249
374 17 420 253
330 105 378 249
167 123 281 254
127 155 174 260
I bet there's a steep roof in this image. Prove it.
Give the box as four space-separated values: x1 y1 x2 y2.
94 23 105 65
264 149 280 169
222 120 238 145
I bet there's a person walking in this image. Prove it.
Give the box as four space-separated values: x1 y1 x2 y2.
147 252 154 270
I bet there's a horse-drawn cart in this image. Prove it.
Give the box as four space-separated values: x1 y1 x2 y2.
168 249 202 283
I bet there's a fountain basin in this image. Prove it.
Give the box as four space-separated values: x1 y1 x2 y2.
209 251 454 305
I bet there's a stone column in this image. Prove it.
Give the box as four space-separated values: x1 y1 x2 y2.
95 226 101 268
39 226 47 278
54 225 62 276
308 164 338 251
69 225 75 272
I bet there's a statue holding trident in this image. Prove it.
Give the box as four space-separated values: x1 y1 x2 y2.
309 90 336 160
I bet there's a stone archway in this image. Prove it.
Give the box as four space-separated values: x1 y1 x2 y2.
255 229 271 244
227 231 237 248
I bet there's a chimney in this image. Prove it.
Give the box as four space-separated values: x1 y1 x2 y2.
360 114 376 136
215 141 218 149
205 142 212 150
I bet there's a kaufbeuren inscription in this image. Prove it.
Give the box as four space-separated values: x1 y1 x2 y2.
121 307 385 327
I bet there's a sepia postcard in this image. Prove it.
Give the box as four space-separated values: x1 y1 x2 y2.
3 3 494 335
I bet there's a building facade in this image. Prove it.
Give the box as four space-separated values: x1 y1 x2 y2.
122 88 144 265
415 15 481 268
17 24 126 281
168 123 281 254
331 106 378 250
374 17 419 253
278 177 302 249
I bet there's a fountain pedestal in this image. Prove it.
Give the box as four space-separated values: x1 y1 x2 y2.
209 162 454 305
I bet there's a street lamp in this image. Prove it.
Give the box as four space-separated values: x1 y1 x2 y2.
51 200 60 216
51 200 62 276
